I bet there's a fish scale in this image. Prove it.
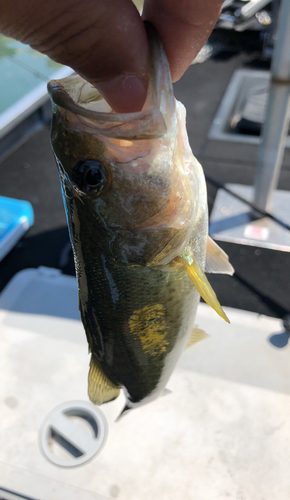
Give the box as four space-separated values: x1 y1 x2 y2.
78 233 197 400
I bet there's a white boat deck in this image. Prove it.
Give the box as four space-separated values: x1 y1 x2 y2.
0 267 289 500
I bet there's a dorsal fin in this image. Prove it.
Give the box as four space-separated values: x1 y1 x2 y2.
186 326 210 350
205 236 234 275
88 355 120 405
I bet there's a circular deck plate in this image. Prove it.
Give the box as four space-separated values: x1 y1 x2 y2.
39 400 108 467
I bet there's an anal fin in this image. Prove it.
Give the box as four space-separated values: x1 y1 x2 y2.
186 326 210 350
88 354 120 405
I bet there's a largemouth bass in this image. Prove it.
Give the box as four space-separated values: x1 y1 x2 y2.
48 25 233 414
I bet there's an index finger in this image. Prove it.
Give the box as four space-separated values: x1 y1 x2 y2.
142 0 223 81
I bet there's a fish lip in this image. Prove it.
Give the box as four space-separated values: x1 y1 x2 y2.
48 79 155 124
47 24 174 141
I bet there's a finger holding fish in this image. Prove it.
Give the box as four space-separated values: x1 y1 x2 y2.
1 0 223 113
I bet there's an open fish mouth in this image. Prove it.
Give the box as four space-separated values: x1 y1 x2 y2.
47 24 174 143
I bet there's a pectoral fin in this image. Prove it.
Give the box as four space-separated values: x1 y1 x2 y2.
88 355 120 405
176 253 230 323
186 326 210 350
205 236 234 275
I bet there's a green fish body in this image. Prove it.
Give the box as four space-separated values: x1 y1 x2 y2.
48 26 233 412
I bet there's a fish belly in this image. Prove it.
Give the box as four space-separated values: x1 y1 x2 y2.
78 249 200 405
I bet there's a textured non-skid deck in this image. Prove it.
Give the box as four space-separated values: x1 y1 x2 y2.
0 268 289 500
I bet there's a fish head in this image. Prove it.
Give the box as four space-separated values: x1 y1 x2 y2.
48 27 199 267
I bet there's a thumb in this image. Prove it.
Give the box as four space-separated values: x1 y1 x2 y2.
0 0 149 112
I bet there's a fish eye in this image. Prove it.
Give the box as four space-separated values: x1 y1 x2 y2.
73 159 109 194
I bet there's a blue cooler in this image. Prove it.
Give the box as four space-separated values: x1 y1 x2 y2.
0 195 34 261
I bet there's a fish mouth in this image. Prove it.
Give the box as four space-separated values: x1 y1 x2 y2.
47 25 174 141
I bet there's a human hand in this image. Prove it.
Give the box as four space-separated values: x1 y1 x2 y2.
0 0 222 112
